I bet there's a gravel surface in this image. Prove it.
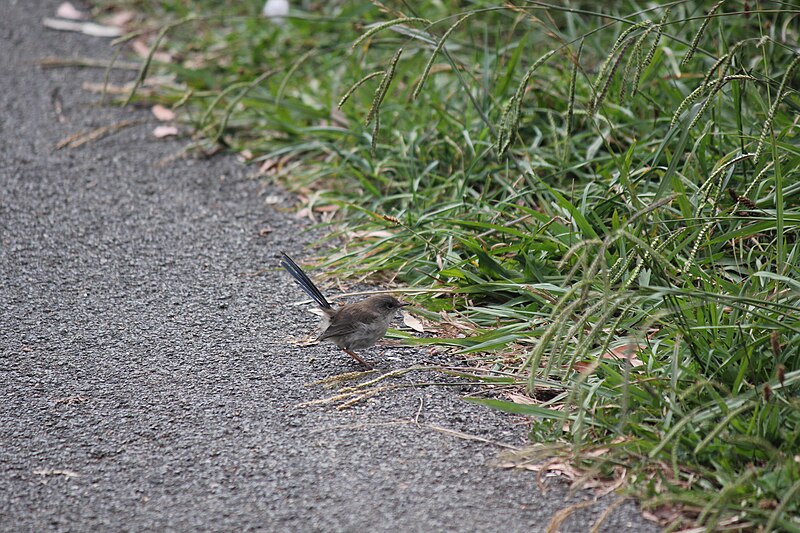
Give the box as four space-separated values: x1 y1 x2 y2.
0 1 659 531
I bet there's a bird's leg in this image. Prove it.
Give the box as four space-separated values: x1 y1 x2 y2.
343 348 374 369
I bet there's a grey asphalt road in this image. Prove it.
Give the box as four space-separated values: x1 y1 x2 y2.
0 1 658 531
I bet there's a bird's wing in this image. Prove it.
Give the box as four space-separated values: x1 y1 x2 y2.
318 318 359 341
318 304 378 341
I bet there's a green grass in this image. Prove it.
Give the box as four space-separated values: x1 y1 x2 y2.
94 0 800 529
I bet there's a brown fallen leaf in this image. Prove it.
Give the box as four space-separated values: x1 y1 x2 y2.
131 38 172 62
151 104 176 121
401 310 424 333
296 206 315 222
505 392 540 405
131 39 149 57
103 10 135 29
259 158 279 175
153 125 179 138
56 2 87 20
606 342 644 367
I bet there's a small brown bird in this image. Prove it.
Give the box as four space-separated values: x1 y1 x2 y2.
280 252 408 368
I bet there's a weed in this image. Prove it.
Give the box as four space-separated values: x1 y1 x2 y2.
100 1 800 529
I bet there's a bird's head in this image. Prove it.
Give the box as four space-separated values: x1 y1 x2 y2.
365 294 408 317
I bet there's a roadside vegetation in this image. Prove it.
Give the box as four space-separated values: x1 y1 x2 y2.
91 1 799 529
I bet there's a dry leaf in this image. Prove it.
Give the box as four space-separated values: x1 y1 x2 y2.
131 39 150 57
151 104 175 121
183 55 207 70
572 361 594 374
259 158 279 175
131 39 172 62
56 2 87 20
606 342 644 367
259 155 296 176
238 149 254 161
296 206 314 221
142 75 174 88
154 50 173 63
103 10 134 29
402 310 424 333
505 393 540 405
42 18 122 37
153 125 178 138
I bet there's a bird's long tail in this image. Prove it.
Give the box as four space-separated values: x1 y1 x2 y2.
279 252 333 309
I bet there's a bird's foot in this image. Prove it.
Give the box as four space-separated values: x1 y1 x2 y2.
343 348 374 369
